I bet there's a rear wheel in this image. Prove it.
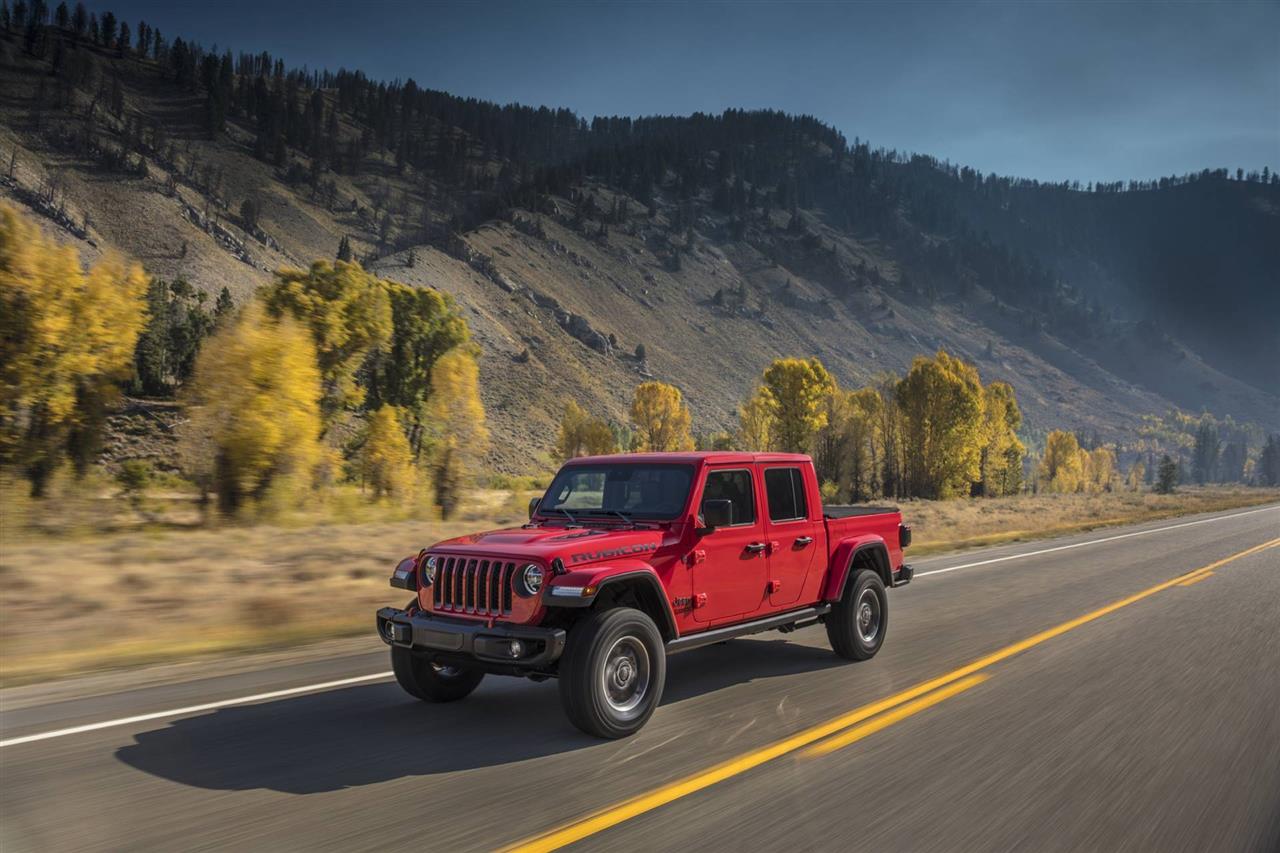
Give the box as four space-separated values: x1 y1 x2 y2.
826 567 887 661
559 607 666 738
391 646 484 702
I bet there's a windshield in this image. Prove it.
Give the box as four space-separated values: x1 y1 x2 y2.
539 464 694 520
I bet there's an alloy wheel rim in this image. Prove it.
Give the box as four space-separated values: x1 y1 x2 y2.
856 588 881 643
601 635 651 719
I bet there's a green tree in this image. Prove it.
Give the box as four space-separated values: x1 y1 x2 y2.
630 381 695 452
1255 435 1279 486
131 278 214 396
239 197 261 233
1 205 148 495
213 286 234 323
362 281 468 455
1191 417 1220 484
1155 454 1178 494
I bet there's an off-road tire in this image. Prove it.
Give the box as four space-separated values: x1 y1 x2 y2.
826 567 888 661
391 645 485 702
559 607 666 739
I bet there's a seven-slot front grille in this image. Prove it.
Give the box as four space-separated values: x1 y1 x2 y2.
432 556 516 616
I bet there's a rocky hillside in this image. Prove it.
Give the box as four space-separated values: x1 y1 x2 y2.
1 25 1276 473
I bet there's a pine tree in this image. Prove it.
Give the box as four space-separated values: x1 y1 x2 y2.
1155 454 1178 494
1259 435 1280 486
336 235 352 261
213 286 234 323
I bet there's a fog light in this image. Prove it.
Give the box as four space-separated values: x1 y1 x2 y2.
509 639 525 658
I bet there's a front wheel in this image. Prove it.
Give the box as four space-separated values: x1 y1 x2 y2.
559 608 666 738
826 567 888 661
391 646 485 702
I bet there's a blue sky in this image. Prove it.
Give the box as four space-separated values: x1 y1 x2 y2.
87 0 1279 182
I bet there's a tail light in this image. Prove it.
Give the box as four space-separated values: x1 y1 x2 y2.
899 524 912 549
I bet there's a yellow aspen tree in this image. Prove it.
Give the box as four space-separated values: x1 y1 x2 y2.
737 386 774 451
896 350 985 499
1089 446 1117 493
978 381 1025 497
359 405 415 499
760 357 836 453
424 347 488 517
630 381 695 452
811 386 850 487
0 204 148 495
556 401 618 461
844 386 885 501
182 302 324 514
1038 430 1084 493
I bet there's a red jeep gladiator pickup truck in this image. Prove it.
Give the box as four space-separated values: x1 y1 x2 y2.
377 451 911 738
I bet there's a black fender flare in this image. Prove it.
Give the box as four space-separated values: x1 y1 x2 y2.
549 568 679 641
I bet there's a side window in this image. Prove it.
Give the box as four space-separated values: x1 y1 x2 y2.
765 467 808 522
702 469 756 526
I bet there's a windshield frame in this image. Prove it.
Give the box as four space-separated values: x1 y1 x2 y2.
537 462 696 522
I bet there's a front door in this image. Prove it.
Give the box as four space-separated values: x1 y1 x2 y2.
762 465 821 607
692 467 767 623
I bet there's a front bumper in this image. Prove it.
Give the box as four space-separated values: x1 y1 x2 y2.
376 607 566 667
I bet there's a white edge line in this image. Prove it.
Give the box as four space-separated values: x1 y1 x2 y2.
0 671 392 748
914 504 1279 578
5 503 1277 750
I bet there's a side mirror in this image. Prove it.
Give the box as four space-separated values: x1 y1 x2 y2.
698 498 733 534
528 497 541 520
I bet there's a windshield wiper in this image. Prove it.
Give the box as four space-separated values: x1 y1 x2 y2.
578 509 643 527
544 507 581 526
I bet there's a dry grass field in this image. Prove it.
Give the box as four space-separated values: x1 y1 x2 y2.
1 485 1276 685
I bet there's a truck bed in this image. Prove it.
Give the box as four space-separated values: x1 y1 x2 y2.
823 504 900 519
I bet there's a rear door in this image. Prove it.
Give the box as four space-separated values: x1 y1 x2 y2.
691 466 767 623
762 465 822 607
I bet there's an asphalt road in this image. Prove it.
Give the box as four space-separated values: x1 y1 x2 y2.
3 504 1278 852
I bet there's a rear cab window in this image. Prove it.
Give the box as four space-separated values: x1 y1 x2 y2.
764 467 808 522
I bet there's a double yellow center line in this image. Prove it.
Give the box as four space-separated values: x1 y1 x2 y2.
504 537 1279 853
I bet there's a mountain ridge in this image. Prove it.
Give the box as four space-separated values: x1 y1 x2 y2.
1 23 1276 472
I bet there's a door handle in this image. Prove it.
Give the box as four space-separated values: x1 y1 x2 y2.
794 536 814 546
745 542 767 554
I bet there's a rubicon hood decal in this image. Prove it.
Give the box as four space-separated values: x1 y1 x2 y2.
570 542 658 564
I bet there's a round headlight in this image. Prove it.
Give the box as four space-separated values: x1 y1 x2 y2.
519 563 545 596
421 555 438 585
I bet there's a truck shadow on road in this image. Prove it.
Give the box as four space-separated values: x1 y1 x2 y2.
115 637 843 794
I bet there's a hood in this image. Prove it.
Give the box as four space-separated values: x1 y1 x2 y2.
430 524 671 566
